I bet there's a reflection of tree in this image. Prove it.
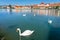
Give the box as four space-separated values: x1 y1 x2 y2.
31 6 33 12
54 6 59 16
8 5 12 12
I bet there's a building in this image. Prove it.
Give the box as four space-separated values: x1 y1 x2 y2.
0 2 60 9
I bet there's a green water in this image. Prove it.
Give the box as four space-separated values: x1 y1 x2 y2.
0 9 60 40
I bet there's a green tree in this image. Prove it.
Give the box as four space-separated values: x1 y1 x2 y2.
55 6 59 9
8 5 12 9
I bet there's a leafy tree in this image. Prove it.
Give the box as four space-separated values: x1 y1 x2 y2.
8 5 12 9
55 6 59 9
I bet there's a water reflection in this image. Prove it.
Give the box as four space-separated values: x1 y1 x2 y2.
32 9 60 16
0 9 60 16
0 9 60 40
7 9 12 12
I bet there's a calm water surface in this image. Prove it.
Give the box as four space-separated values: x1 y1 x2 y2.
0 9 60 40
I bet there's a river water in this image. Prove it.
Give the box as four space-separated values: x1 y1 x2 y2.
0 9 60 40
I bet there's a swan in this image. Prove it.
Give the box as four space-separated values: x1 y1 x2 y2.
16 28 34 36
48 20 52 24
23 14 26 16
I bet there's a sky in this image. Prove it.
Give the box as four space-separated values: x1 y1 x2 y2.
0 0 60 5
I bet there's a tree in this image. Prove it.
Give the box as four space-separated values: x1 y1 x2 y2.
55 6 59 9
8 5 12 9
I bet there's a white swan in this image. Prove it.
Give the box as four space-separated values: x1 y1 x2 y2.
48 20 52 24
16 28 34 36
23 14 26 16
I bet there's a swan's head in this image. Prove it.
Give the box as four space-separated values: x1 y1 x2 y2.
16 28 20 32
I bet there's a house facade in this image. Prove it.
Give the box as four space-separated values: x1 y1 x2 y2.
13 2 60 9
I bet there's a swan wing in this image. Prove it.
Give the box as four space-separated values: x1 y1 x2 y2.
20 30 34 36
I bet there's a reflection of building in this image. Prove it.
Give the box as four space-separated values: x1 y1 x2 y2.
32 9 60 16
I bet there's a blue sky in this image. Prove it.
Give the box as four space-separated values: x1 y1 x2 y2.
0 0 60 5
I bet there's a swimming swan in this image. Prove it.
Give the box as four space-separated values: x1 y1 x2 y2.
48 20 52 24
16 28 34 36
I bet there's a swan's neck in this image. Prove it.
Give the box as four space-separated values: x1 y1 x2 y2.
18 29 21 36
